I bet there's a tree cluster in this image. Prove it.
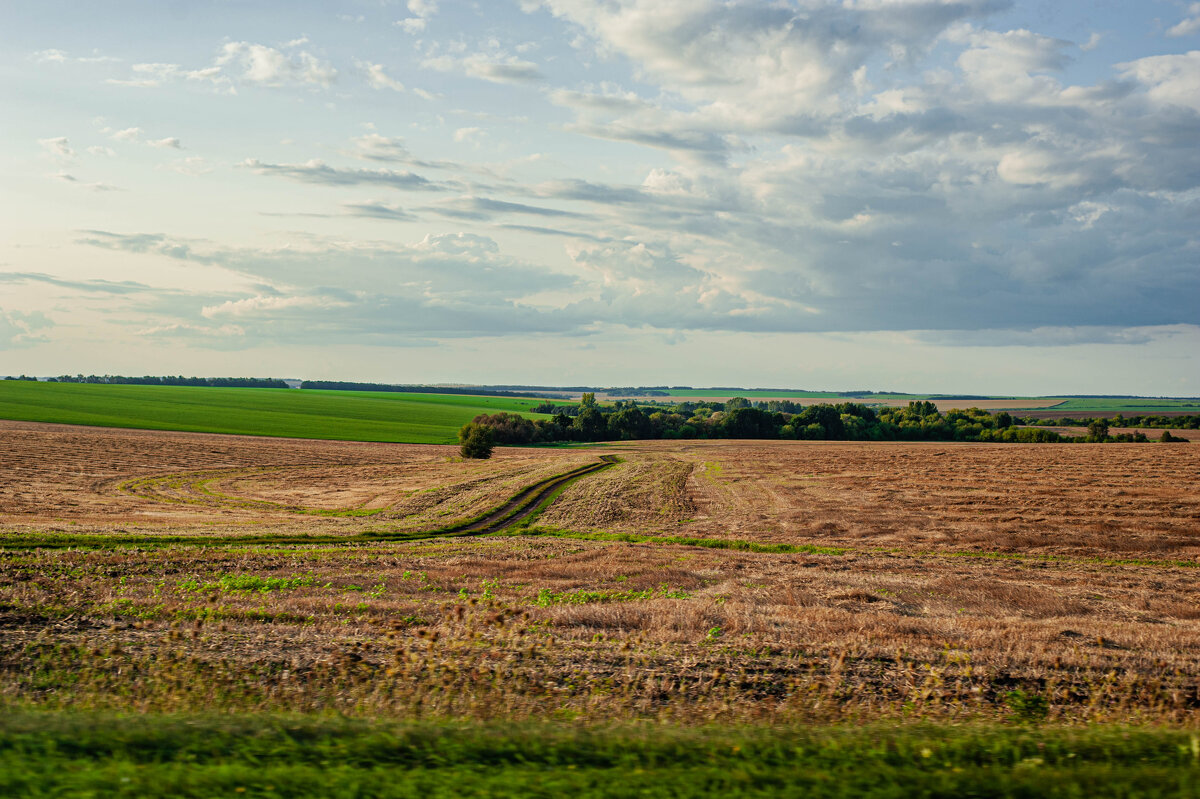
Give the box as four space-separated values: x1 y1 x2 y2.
463 400 1110 445
44 375 289 388
1023 413 1200 430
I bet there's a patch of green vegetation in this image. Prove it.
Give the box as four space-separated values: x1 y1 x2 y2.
0 713 1196 798
0 381 564 444
177 573 319 594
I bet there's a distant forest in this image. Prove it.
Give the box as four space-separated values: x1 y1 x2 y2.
17 375 289 389
298 380 561 400
473 397 1172 446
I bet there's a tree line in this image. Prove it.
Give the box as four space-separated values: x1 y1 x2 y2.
1023 413 1200 430
459 398 1182 456
36 375 290 388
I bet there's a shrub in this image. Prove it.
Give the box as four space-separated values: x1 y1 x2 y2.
458 423 495 459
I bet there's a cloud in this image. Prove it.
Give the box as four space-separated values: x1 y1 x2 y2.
33 48 120 64
425 196 587 221
453 126 485 144
348 134 412 162
215 41 337 87
111 127 142 142
33 49 67 63
0 272 153 295
342 201 417 221
240 159 447 190
361 62 405 91
424 52 544 84
74 229 587 346
147 137 182 149
38 136 75 160
107 40 336 90
0 309 52 349
1167 4 1200 37
1118 51 1200 111
397 0 439 33
52 172 120 191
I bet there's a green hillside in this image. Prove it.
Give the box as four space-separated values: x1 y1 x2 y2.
0 382 567 444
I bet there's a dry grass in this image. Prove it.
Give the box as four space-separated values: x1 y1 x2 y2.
1 423 1198 723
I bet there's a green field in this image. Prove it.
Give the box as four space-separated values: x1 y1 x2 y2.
2 714 1196 798
0 382 568 444
1046 397 1200 414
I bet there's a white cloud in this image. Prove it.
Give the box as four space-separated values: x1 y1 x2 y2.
1167 4 1200 37
397 0 439 33
362 62 405 91
216 41 338 87
423 52 544 84
38 136 75 160
148 137 182 149
109 40 337 91
1118 51 1200 111
453 126 485 144
112 127 142 142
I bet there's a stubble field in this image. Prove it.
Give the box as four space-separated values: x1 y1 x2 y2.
2 419 1198 729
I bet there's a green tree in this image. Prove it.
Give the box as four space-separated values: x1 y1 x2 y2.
1087 419 1110 441
572 406 609 441
458 423 495 459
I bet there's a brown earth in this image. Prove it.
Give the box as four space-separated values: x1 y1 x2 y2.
2 422 1198 722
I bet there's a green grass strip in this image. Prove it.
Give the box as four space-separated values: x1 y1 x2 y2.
0 713 1196 798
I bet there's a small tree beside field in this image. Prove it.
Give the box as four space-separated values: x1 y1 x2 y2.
458 423 495 459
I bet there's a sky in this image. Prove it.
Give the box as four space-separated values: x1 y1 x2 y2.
2 0 1199 395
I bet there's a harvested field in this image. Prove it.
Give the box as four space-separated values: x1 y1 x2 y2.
2 422 1199 724
1036 426 1200 442
0 420 594 535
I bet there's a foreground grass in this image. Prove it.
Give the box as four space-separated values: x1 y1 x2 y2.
0 382 561 444
1 713 1197 798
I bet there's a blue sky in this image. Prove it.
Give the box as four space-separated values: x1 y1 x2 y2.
3 0 1199 394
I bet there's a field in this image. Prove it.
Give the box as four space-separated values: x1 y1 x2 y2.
1050 398 1200 414
0 381 563 444
3 421 1199 793
605 389 1067 411
1039 426 1200 441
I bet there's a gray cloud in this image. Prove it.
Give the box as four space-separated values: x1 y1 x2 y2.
0 271 153 295
0 309 52 349
240 159 448 190
342 201 417 222
424 196 588 221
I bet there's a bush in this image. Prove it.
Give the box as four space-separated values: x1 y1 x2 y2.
458 423 495 459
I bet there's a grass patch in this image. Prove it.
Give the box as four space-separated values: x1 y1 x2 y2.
0 713 1196 798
